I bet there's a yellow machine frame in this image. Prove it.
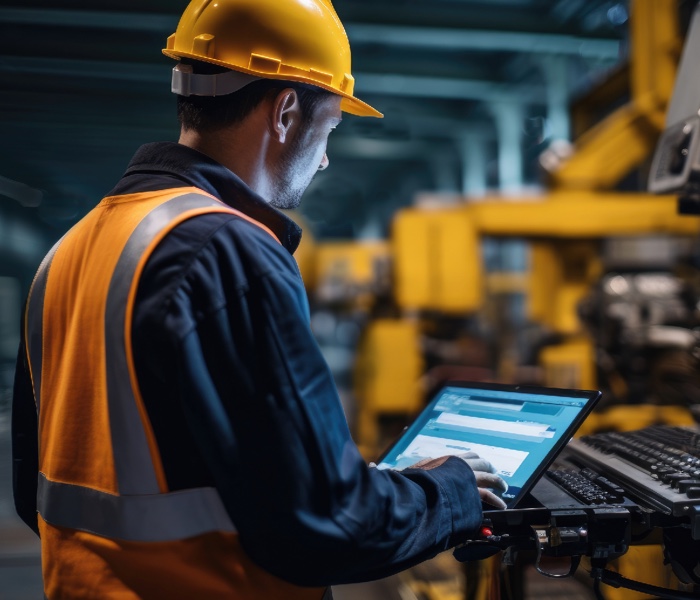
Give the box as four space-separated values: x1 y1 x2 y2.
312 1 698 598
387 2 699 599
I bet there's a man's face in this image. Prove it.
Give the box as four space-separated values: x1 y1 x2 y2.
270 94 342 209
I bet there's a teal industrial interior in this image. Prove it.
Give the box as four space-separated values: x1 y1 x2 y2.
3 1 700 598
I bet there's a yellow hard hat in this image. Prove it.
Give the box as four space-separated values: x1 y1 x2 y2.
163 0 382 118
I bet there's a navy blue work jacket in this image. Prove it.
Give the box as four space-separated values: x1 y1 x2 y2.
13 142 483 586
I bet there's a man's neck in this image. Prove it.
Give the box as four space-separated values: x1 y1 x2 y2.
178 122 275 202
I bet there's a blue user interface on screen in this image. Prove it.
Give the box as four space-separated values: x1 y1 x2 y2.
377 386 589 505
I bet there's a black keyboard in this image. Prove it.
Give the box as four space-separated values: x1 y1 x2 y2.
547 468 626 505
567 425 700 517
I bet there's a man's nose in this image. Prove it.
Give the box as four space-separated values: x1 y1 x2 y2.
318 153 329 171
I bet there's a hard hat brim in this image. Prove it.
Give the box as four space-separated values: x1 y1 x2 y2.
340 96 383 119
163 49 383 118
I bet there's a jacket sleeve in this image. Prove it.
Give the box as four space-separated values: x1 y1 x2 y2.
12 333 40 537
160 219 484 586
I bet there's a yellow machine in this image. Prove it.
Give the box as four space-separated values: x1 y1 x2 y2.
295 0 700 456
352 0 699 451
296 1 700 598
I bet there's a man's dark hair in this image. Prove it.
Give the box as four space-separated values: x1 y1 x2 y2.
177 60 333 132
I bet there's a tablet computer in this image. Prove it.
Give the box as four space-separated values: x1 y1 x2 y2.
376 381 601 508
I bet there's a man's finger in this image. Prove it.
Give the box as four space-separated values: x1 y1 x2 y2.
474 472 508 493
479 488 507 510
462 457 495 473
457 451 479 459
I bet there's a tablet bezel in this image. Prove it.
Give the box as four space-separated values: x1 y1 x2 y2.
376 380 602 508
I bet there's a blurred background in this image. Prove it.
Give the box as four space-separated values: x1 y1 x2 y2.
3 0 700 598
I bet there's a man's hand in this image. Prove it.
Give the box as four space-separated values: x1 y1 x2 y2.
410 452 508 510
458 451 508 509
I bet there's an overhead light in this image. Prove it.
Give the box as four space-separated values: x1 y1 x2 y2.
607 4 629 26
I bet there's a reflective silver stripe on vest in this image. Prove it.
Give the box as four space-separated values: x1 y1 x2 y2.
38 473 236 541
38 191 238 539
25 237 64 414
105 192 227 495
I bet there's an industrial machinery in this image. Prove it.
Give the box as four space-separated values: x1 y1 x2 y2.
351 0 700 446
297 0 700 598
296 0 700 454
450 423 700 599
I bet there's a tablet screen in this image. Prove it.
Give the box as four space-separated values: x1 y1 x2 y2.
376 382 601 508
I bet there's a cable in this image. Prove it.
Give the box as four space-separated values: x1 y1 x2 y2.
597 568 699 600
524 525 698 598
592 575 606 600
529 527 581 579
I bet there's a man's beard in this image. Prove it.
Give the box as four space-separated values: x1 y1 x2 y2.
269 178 307 209
269 129 317 210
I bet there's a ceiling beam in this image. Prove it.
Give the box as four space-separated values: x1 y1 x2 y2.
354 72 542 103
0 7 176 32
0 7 620 59
345 24 620 58
0 56 168 84
330 137 453 160
1 56 545 104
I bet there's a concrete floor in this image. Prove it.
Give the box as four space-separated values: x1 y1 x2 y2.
0 415 43 600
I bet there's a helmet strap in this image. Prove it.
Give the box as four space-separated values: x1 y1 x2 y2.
172 63 261 97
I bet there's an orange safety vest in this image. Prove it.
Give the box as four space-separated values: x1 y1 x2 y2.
24 188 327 600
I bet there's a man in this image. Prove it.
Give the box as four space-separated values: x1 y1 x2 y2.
12 1 506 598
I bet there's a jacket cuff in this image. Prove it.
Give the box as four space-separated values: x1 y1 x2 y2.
405 455 483 547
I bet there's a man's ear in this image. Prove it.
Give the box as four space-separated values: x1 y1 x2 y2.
271 89 301 144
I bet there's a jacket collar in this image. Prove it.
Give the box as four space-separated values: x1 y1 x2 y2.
118 142 302 254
